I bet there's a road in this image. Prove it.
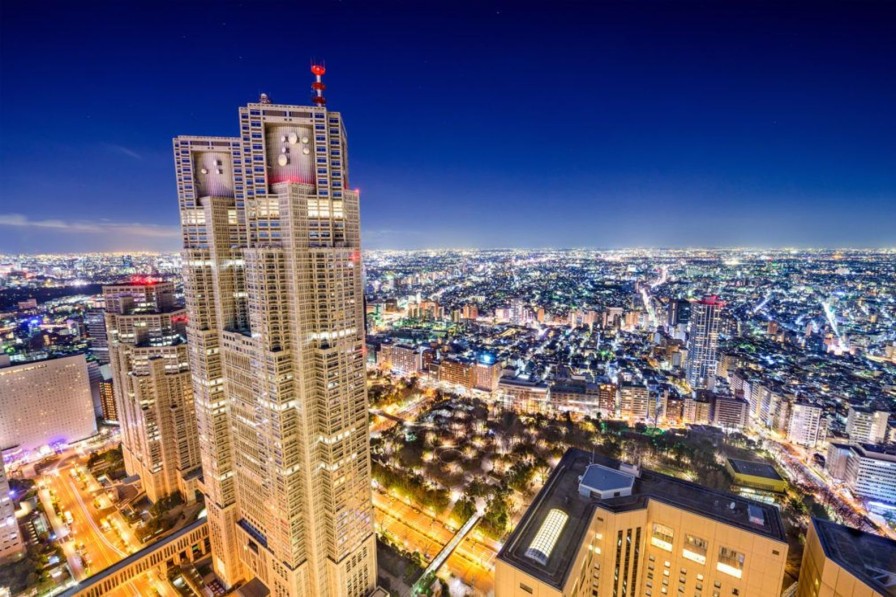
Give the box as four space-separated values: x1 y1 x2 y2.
755 431 896 540
373 491 498 595
39 458 173 596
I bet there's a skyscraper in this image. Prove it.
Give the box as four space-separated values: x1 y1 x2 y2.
685 296 725 389
174 68 376 596
85 308 110 365
104 281 202 503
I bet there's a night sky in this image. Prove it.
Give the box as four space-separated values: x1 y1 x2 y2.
1 1 894 253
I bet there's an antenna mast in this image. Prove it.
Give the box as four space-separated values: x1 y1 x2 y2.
311 63 326 106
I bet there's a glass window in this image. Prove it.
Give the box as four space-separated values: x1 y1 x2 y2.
683 534 708 564
716 548 744 579
651 523 674 551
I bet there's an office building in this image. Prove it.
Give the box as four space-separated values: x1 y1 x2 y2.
497 448 788 597
0 354 96 455
98 363 117 423
846 407 889 445
843 444 896 504
104 282 201 503
0 458 25 561
685 296 725 389
85 309 110 365
175 74 376 595
797 518 896 597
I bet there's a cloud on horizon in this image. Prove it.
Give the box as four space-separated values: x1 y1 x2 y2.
0 213 179 238
0 213 181 253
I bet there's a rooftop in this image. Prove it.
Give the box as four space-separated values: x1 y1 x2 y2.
727 458 784 481
813 518 896 597
499 448 786 591
579 463 636 494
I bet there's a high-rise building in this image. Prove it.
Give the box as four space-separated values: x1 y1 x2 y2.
174 73 376 596
104 281 201 503
0 458 25 562
98 363 117 423
846 406 889 445
787 401 824 447
85 309 110 365
619 382 650 420
0 354 96 455
797 518 896 597
497 449 788 597
685 296 725 389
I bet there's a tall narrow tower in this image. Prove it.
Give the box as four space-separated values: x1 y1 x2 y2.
174 67 376 596
685 295 725 390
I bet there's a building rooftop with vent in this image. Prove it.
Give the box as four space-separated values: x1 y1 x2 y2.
497 448 788 596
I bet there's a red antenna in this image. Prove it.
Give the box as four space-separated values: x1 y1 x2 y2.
311 63 326 106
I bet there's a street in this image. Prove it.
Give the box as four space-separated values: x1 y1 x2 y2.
373 490 497 595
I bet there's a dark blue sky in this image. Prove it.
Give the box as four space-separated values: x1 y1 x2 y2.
1 1 894 252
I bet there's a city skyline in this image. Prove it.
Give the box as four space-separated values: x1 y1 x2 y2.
2 1 895 253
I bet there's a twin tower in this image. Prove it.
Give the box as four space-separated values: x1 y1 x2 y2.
172 71 376 596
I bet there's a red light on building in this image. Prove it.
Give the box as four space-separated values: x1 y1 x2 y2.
129 275 158 286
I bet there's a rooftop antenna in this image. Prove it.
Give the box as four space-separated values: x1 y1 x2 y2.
311 63 326 106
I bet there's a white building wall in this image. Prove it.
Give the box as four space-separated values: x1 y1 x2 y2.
0 354 96 455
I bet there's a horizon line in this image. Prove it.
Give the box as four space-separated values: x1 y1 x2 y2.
2 245 895 258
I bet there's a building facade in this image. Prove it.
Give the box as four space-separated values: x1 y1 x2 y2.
797 518 896 597
497 449 788 597
0 458 25 561
685 296 725 390
175 80 376 596
85 309 110 365
787 402 824 447
104 282 201 504
0 354 96 455
843 444 896 504
846 407 889 445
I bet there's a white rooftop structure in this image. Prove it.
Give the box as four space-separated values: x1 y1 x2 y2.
578 463 636 499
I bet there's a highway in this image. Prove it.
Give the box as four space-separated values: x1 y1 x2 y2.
39 458 173 597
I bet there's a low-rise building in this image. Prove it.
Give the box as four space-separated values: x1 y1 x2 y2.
726 458 787 493
499 377 551 413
